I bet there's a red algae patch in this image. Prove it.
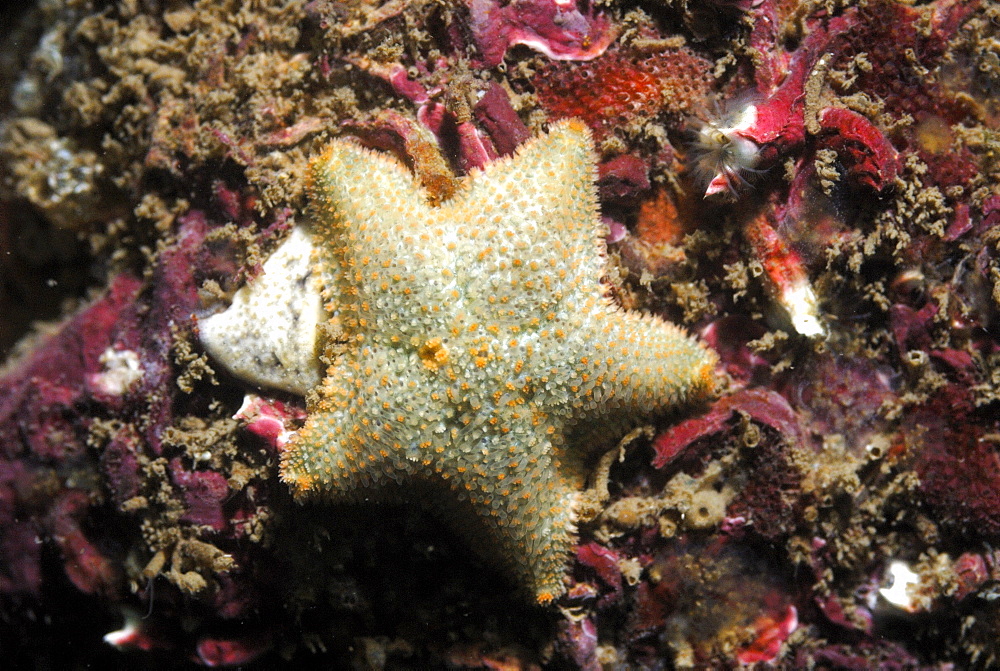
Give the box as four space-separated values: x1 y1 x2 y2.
534 47 713 140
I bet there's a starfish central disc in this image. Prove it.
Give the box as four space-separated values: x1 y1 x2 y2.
279 120 718 603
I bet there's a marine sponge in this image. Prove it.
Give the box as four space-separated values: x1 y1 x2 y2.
534 48 713 139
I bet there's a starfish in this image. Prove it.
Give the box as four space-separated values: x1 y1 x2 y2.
266 120 717 603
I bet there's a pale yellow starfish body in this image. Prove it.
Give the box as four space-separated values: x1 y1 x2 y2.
278 119 718 603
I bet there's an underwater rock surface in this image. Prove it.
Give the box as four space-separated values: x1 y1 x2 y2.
2 0 1000 667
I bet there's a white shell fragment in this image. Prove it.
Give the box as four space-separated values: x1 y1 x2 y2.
879 560 921 612
783 281 827 339
198 225 324 395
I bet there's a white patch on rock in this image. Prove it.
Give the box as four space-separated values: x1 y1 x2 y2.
879 560 920 612
784 281 826 339
198 226 324 395
90 347 143 395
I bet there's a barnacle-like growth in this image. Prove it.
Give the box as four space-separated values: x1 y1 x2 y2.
689 101 763 198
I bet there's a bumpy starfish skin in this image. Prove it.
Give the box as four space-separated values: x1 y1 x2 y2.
280 120 718 603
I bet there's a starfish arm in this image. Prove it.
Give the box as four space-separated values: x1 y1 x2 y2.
453 119 602 251
429 120 611 339
278 355 409 499
279 355 439 498
310 139 431 243
571 303 719 424
281 387 579 604
310 140 461 347
279 405 352 498
428 421 579 604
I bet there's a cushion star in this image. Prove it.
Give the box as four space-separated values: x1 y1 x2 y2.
279 119 718 604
